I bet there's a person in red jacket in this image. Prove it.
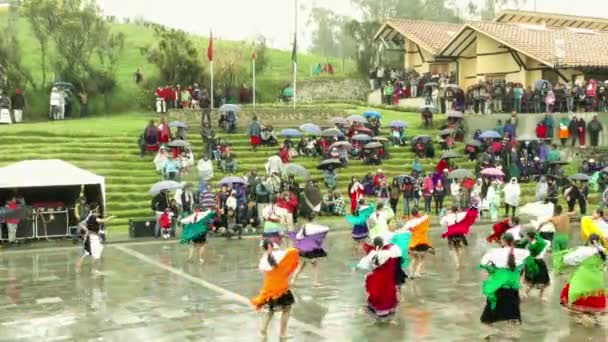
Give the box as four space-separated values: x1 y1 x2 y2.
5 195 21 244
373 169 386 190
535 122 547 139
279 143 290 164
277 190 298 233
163 85 176 109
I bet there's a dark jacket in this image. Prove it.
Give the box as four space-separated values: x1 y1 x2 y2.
151 192 169 212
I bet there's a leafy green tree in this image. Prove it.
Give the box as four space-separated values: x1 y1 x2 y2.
144 27 205 86
253 35 268 74
0 9 33 89
21 0 54 88
308 7 339 57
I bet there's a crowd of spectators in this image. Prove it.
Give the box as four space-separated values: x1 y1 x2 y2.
369 65 608 116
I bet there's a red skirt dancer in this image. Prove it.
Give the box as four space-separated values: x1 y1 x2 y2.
441 207 479 248
359 244 405 320
560 284 606 313
487 219 510 243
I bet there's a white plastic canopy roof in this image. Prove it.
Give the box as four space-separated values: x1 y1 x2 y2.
0 160 106 208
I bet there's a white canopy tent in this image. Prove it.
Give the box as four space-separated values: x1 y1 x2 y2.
0 160 106 211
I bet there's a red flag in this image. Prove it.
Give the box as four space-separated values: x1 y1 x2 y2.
207 30 213 62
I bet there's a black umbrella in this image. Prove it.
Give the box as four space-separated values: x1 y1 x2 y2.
411 135 432 144
395 175 415 185
549 160 569 165
440 128 455 135
317 159 343 170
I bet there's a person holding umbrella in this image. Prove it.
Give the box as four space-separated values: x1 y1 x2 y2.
151 189 171 238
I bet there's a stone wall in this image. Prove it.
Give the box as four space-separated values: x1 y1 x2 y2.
168 106 349 129
296 78 369 103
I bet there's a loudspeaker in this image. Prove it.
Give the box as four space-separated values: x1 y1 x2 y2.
129 218 157 238
36 211 69 238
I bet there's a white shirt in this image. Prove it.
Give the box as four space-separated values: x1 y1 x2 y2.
481 247 529 268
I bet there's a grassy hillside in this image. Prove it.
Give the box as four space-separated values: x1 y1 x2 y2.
0 105 591 236
2 14 359 117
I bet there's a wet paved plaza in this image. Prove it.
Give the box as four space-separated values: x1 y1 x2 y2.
0 226 606 341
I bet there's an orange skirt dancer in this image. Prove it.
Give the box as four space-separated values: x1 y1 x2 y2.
251 241 300 339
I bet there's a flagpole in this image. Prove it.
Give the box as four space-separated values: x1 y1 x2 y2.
253 57 256 107
210 60 214 110
209 29 214 111
293 0 298 110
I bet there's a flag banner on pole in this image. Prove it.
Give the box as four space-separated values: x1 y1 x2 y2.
252 49 256 61
207 30 213 62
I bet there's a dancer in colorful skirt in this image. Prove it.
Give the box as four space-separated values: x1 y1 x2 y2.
367 202 395 239
346 199 374 242
520 230 550 300
357 236 406 322
479 233 530 338
407 211 433 278
288 214 329 286
251 239 300 339
555 234 607 326
441 206 479 269
261 197 288 245
180 205 215 264
581 209 608 244
487 218 510 244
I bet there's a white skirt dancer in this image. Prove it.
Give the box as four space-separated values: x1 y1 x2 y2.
84 234 104 260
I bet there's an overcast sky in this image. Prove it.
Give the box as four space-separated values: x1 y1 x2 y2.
97 0 608 50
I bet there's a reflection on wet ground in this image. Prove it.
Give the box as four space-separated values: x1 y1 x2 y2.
0 226 606 341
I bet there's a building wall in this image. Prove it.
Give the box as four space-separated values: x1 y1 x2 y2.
453 33 587 90
404 39 456 75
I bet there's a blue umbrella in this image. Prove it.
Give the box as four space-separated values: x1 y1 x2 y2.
389 120 407 128
280 128 303 137
363 110 382 119
479 130 502 139
299 123 321 135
